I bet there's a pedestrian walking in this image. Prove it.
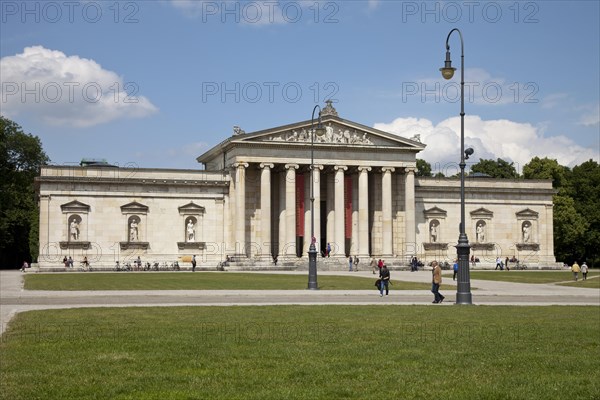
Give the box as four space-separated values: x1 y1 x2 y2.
353 255 359 271
431 261 445 304
379 263 390 296
348 256 353 272
370 257 377 274
581 262 588 280
452 260 458 281
192 255 197 272
571 261 581 281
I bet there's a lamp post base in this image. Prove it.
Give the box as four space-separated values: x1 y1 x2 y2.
308 245 318 290
455 235 472 305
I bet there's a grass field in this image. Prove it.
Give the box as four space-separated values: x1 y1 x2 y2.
1 306 598 400
443 270 600 286
23 272 432 291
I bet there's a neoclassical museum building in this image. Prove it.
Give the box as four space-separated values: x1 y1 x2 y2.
36 102 558 269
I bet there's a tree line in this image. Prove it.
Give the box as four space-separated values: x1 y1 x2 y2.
1 115 597 268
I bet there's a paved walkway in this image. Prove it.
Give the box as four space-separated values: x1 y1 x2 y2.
1 269 598 335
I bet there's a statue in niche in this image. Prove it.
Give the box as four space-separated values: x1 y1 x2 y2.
70 219 80 241
430 222 438 243
130 219 139 242
522 222 531 243
476 222 486 243
187 219 196 242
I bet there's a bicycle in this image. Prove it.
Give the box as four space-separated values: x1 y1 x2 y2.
516 261 528 270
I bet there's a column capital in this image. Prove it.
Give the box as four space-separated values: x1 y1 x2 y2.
285 163 299 170
311 164 324 171
381 166 396 173
358 166 372 173
260 163 274 169
233 162 249 169
405 167 416 174
334 165 348 171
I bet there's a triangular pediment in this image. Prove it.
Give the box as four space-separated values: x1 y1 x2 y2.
471 208 494 218
178 202 205 215
237 117 425 149
121 201 149 214
61 200 90 213
516 208 538 218
424 206 447 218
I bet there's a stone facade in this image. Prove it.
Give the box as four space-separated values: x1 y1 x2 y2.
36 104 558 269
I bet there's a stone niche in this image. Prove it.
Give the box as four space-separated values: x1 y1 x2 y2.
423 206 448 250
59 200 91 250
177 202 206 250
119 201 149 250
515 208 540 251
470 208 495 251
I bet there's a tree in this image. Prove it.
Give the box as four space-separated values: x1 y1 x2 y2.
522 157 568 188
552 194 588 264
416 159 432 177
0 116 50 268
566 160 600 266
470 158 520 179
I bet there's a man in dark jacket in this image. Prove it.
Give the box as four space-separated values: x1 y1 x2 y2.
379 264 390 296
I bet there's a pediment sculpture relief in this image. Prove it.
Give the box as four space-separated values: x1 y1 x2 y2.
263 124 374 145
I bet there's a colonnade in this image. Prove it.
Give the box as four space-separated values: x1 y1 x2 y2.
231 162 416 260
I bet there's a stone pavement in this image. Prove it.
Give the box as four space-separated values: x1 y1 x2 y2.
1 269 598 335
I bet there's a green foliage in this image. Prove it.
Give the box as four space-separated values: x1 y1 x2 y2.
416 158 432 177
0 116 49 267
553 194 588 263
522 156 568 188
470 158 520 179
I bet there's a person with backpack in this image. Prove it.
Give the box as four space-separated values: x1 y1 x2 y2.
379 263 390 297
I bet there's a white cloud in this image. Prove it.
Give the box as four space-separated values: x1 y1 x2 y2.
578 103 600 127
0 46 157 128
374 115 599 172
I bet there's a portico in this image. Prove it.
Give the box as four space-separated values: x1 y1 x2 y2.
197 102 423 263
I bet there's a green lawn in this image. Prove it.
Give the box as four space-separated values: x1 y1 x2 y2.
23 272 432 291
1 306 598 399
443 270 600 285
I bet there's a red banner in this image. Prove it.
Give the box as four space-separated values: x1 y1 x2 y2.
344 176 352 239
296 173 305 237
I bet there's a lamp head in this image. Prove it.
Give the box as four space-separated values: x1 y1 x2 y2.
464 147 474 159
440 50 456 80
314 112 326 136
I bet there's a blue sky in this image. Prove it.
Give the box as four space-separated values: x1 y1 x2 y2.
1 0 598 173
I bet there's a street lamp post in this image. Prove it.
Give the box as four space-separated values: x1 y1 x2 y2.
308 105 325 290
440 28 473 305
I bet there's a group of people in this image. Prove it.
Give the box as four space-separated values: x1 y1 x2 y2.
373 258 445 304
571 261 589 281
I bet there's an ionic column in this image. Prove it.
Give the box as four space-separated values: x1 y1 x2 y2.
358 166 371 258
382 167 395 257
233 162 249 256
404 167 416 257
334 165 347 256
260 163 274 258
285 164 299 256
